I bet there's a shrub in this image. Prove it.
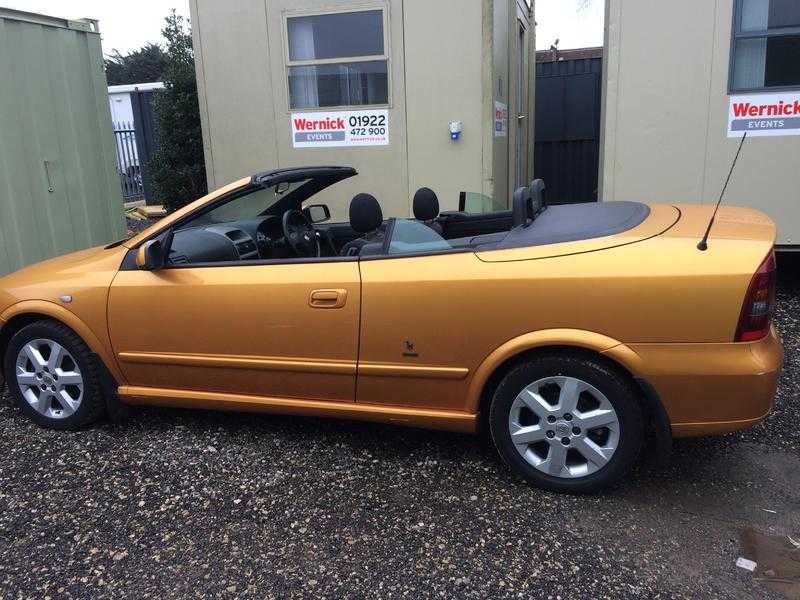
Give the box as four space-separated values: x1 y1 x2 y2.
150 11 207 211
104 43 167 86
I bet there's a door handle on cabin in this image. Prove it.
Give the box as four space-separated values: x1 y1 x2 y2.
309 289 347 309
43 160 55 193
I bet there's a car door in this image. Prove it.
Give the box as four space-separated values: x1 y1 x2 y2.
107 171 361 403
108 261 360 402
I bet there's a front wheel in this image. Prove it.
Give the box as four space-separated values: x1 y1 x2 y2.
489 353 644 493
3 320 105 430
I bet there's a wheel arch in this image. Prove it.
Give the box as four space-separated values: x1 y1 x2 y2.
466 329 627 414
0 301 124 385
468 330 672 462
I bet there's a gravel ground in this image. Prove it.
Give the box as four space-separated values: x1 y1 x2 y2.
0 260 798 599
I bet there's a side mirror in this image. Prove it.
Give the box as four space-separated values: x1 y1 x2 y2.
135 239 165 271
304 204 331 224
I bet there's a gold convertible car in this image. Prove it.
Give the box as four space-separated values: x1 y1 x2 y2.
0 167 783 492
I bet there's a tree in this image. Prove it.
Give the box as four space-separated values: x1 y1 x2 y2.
150 11 207 210
104 43 168 86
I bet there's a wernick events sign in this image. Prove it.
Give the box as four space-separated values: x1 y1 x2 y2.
291 109 389 148
728 91 800 137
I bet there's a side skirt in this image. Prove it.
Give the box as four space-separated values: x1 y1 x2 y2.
117 386 478 434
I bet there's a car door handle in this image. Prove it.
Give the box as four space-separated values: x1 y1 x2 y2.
309 289 347 309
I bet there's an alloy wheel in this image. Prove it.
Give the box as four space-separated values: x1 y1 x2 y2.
15 339 84 419
508 376 620 478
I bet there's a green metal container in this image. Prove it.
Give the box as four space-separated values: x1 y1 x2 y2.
0 8 125 276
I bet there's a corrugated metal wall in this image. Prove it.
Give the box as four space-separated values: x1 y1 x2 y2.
534 52 603 204
0 9 125 276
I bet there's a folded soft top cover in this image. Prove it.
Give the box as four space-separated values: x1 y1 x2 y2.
474 201 651 250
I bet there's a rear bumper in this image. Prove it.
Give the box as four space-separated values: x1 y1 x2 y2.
606 325 783 438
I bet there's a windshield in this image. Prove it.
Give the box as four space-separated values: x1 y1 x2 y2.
177 180 310 229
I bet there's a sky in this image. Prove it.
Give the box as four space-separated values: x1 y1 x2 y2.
535 0 604 51
2 0 191 55
3 0 603 56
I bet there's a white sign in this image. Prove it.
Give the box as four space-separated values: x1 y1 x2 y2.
728 91 800 137
494 101 508 137
291 109 389 148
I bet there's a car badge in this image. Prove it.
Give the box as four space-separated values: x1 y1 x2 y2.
402 340 419 358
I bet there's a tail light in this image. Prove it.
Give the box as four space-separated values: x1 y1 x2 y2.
735 251 777 342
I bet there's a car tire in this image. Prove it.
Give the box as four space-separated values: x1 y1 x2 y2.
489 352 644 494
3 320 105 430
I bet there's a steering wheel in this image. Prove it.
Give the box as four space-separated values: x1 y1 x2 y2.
282 210 320 258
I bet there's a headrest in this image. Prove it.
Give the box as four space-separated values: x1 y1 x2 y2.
413 187 440 221
349 193 383 233
512 180 548 228
530 179 547 212
512 187 530 228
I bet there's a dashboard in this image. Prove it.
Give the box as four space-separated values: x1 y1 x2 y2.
168 216 294 265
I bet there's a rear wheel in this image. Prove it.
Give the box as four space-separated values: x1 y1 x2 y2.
3 320 105 430
489 352 644 493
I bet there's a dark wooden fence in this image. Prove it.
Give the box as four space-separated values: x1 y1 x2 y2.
534 48 603 205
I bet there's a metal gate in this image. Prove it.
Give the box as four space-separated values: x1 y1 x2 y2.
113 122 142 200
131 89 159 203
533 48 603 205
111 89 159 203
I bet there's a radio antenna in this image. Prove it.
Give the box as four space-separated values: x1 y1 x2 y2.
698 132 748 251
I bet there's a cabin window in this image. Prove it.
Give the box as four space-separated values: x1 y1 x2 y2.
286 9 389 109
730 0 800 91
